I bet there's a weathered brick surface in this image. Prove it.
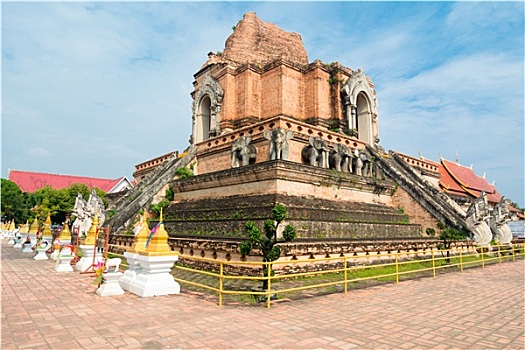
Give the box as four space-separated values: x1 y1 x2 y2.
223 12 308 66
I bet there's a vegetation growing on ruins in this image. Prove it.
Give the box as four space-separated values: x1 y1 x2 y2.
239 204 296 289
175 167 193 179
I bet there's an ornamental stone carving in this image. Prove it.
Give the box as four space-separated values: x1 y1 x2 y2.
465 192 493 246
263 128 294 161
191 75 224 143
301 137 329 168
231 136 257 168
489 196 513 244
355 149 372 177
329 143 355 173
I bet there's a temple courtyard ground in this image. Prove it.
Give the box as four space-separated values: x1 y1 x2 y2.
1 241 524 350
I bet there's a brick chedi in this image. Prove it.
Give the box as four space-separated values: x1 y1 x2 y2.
222 12 308 66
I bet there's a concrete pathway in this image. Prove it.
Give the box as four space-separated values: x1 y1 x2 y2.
1 241 524 349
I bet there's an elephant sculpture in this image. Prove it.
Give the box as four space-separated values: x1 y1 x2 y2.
489 196 513 244
231 136 257 168
465 191 493 246
301 137 330 168
329 143 355 173
263 128 294 160
355 149 372 176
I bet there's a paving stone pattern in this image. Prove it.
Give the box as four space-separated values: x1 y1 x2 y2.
2 241 524 349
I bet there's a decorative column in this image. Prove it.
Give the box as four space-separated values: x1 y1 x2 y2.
129 210 180 297
76 213 103 273
119 216 150 292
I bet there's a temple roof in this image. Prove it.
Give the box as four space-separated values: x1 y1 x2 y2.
438 159 502 204
8 169 131 194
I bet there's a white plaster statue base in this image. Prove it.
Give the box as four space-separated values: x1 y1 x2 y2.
76 245 103 273
21 243 33 253
55 255 74 272
7 238 15 245
34 247 49 260
128 254 180 298
96 272 125 296
50 249 60 261
119 252 141 291
13 238 23 248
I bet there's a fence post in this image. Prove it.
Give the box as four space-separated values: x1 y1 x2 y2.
432 250 436 278
459 249 463 272
395 253 399 285
512 244 516 262
344 256 348 294
219 262 224 307
481 248 485 268
497 245 502 264
266 263 272 309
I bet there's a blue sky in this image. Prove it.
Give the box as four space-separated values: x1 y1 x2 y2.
2 2 524 205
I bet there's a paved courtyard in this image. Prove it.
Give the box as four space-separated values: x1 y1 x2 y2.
1 241 524 350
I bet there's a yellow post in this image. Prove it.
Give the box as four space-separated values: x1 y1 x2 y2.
481 248 485 268
344 256 348 294
512 244 516 262
459 249 463 272
497 245 502 264
395 253 399 284
266 263 272 309
432 250 436 278
219 262 224 307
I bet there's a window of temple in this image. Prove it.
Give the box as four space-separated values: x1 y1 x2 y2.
356 92 372 144
196 95 211 142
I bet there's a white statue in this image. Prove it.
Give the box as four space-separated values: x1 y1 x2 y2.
465 192 493 246
71 190 106 237
490 197 513 244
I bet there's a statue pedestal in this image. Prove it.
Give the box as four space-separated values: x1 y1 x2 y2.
50 248 61 260
13 236 23 248
21 243 33 253
97 272 125 296
34 245 49 260
119 252 142 291
55 255 75 272
76 245 103 273
128 254 180 298
7 237 15 245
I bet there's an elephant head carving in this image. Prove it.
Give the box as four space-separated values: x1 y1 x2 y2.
330 143 355 173
301 137 330 168
263 128 294 160
355 149 372 176
231 136 257 168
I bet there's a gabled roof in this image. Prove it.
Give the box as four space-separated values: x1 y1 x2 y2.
439 159 501 204
8 170 132 194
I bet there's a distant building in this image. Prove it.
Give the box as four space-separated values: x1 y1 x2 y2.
8 169 132 194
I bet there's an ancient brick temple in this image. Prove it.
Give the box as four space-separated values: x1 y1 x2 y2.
107 13 472 260
191 12 379 174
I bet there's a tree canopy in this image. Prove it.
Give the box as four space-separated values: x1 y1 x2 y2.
0 179 106 225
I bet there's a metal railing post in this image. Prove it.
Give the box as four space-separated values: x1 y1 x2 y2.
512 244 516 262
266 263 272 309
481 248 485 268
344 256 348 294
432 250 436 278
498 245 502 264
395 253 399 284
459 249 463 272
219 262 224 307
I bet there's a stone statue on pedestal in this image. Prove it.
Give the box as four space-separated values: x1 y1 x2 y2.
263 128 294 160
490 197 513 244
231 136 257 168
302 137 329 168
465 191 493 246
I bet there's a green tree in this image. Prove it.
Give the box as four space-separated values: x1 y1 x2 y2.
1 179 30 223
436 222 466 263
240 204 296 291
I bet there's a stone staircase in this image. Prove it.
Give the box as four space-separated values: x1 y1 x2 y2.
104 145 197 232
367 145 467 229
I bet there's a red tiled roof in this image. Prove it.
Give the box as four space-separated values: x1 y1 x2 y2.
8 170 125 193
439 159 502 204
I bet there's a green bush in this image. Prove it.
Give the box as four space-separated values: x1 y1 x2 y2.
175 167 193 179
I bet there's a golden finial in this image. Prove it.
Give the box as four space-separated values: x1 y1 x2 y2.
58 222 72 243
28 218 39 235
140 207 175 256
83 212 100 245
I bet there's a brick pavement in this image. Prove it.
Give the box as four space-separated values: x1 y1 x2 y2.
1 240 524 349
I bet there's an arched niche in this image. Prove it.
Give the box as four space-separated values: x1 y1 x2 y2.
191 75 224 144
341 68 378 146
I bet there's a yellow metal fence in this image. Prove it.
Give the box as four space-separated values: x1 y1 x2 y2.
106 243 524 308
